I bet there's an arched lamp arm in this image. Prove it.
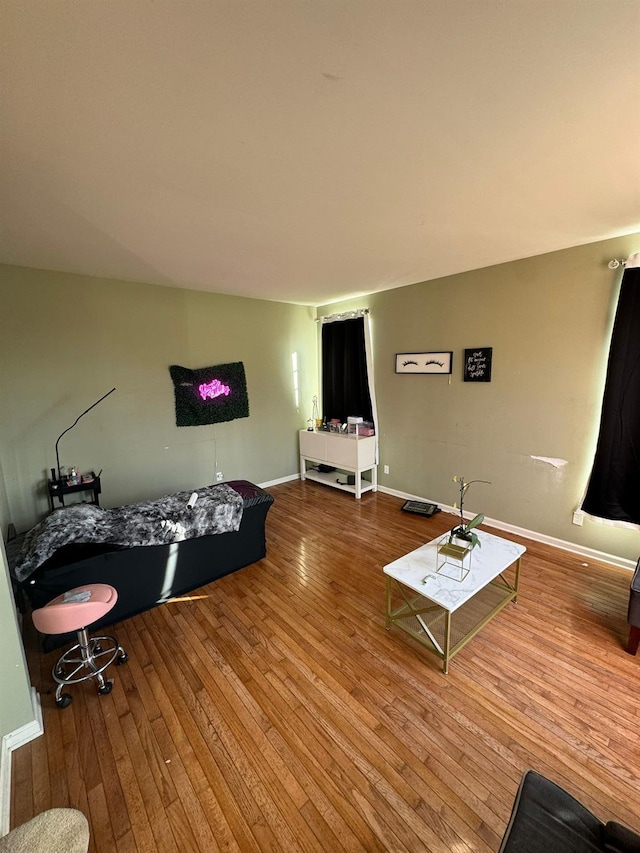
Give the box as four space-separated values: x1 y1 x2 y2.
55 388 116 481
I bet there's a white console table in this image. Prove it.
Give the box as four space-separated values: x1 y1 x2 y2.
299 429 377 499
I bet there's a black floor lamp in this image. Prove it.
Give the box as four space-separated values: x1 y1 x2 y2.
53 388 116 482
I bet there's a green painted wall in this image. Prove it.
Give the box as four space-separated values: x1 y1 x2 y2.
0 292 33 739
0 458 34 738
318 233 640 563
0 264 318 532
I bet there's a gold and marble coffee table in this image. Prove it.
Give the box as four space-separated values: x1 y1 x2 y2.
384 529 525 673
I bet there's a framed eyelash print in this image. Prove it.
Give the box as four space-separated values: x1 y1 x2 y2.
395 352 453 375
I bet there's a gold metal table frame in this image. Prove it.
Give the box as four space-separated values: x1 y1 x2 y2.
385 555 521 674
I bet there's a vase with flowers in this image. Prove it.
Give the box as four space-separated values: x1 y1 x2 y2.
448 475 491 549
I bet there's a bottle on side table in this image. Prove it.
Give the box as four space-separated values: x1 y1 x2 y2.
48 471 102 511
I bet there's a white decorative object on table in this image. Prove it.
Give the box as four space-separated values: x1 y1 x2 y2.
436 537 472 582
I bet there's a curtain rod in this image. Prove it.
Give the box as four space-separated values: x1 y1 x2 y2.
316 308 369 323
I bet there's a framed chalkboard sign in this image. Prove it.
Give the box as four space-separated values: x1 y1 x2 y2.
464 348 492 382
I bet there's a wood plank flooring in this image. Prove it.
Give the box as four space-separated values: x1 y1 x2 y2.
11 480 640 851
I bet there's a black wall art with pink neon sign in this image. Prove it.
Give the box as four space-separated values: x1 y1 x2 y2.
169 362 249 426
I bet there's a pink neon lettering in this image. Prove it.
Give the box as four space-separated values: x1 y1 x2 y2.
199 379 231 400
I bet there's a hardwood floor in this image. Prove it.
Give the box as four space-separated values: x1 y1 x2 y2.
11 480 640 851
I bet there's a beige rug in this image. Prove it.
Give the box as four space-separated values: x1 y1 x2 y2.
0 808 88 853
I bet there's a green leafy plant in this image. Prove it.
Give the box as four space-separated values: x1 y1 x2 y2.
449 475 491 548
449 512 485 549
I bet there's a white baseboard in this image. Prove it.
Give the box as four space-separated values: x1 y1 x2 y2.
0 689 43 836
378 485 636 573
258 473 299 489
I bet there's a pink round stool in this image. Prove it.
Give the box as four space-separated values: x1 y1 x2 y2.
32 583 128 708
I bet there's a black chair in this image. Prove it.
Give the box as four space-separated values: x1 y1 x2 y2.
499 770 640 852
626 558 640 655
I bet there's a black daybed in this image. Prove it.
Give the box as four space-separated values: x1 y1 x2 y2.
13 480 274 650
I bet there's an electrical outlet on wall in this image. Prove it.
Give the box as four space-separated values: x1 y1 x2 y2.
383 465 390 474
216 472 224 482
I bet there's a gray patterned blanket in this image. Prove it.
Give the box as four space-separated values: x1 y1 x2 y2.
14 483 244 582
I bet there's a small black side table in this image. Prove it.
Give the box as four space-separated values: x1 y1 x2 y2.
48 476 101 511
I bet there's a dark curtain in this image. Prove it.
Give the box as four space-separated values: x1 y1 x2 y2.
321 317 373 424
582 265 640 523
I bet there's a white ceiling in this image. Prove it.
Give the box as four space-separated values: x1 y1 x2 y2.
1 2 639 306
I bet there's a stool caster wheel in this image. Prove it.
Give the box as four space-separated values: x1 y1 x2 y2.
116 652 128 665
56 693 72 709
98 680 113 696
